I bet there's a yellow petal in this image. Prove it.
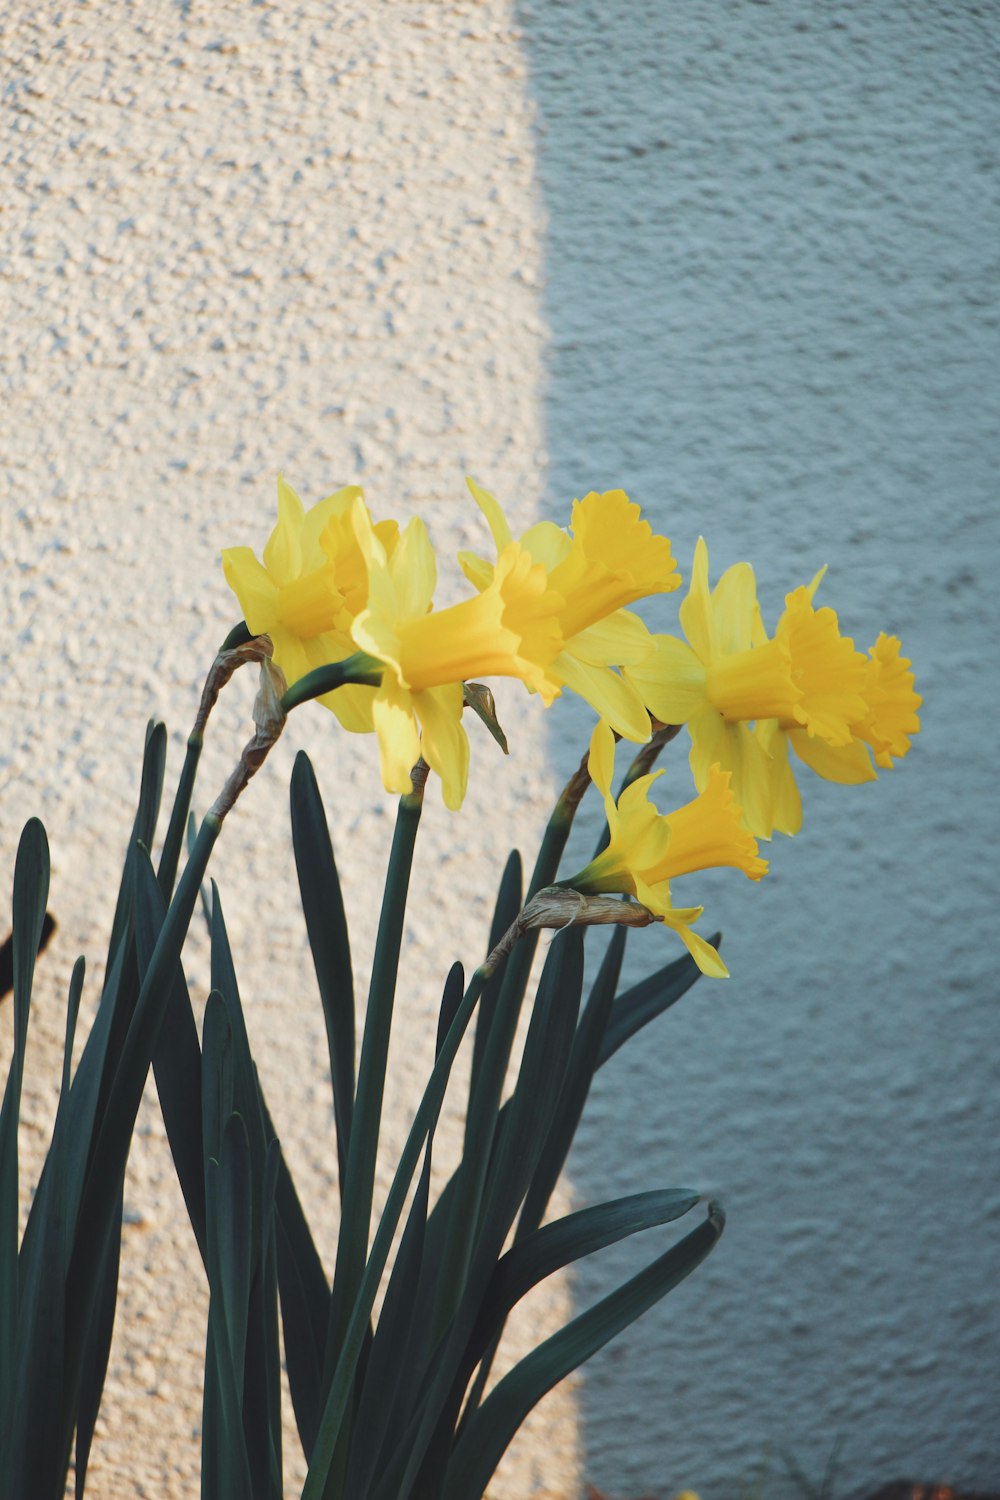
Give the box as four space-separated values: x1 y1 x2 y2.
587 717 617 801
263 474 305 585
390 516 438 621
318 681 377 734
675 926 730 979
457 549 495 591
755 721 802 836
413 684 470 810
555 652 652 742
372 678 422 795
466 475 513 554
569 608 658 667
712 561 760 656
222 547 278 635
630 872 674 918
519 519 573 571
679 537 713 662
267 627 311 690
614 774 672 869
626 634 708 725
301 484 365 566
688 709 775 840
788 726 876 785
351 604 406 686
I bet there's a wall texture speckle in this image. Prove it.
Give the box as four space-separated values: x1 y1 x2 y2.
518 1 1000 1494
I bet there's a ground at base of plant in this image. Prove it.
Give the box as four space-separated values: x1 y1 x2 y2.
584 1481 1000 1500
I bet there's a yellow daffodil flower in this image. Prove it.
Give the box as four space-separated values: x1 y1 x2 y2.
626 539 920 838
458 478 680 742
561 720 768 978
349 499 564 809
755 588 921 834
221 475 399 733
624 537 792 837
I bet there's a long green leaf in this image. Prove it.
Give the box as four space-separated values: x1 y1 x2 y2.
204 1134 254 1500
135 854 206 1259
441 1202 725 1500
208 891 281 1494
211 886 271 1257
466 851 521 1117
72 1181 123 1500
290 751 355 1195
323 777 424 1414
301 970 486 1500
399 858 521 1403
385 932 586 1500
6 836 69 1499
217 1114 253 1407
598 936 719 1067
263 1085 330 1461
520 926 626 1236
461 926 628 1420
242 1139 283 1500
157 732 203 899
461 1188 701 1392
64 815 221 1450
345 964 463 1498
105 721 167 972
346 1139 435 1499
0 818 50 1460
430 760 590 1345
475 929 585 1268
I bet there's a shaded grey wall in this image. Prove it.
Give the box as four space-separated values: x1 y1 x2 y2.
518 1 1000 1494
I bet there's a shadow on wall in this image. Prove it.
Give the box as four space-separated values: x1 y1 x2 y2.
517 1 1000 1496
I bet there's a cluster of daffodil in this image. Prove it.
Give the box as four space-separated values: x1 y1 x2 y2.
222 476 920 980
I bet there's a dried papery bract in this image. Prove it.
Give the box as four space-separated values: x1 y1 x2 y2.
482 885 657 978
192 634 276 740
208 655 288 824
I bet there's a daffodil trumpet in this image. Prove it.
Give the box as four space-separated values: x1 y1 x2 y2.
558 720 768 977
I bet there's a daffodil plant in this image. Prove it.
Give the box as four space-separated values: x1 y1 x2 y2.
1 476 919 1500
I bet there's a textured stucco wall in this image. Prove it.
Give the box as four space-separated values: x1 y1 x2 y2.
3 2 998 1497
518 1 1000 1495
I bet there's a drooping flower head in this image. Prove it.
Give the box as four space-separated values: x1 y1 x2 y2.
753 582 921 832
221 475 398 732
625 538 790 836
626 539 921 838
459 479 680 742
349 500 564 809
561 720 768 977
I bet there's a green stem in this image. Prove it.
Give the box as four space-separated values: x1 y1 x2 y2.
428 747 593 1343
322 769 426 1391
156 731 203 898
301 970 487 1500
281 653 383 713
